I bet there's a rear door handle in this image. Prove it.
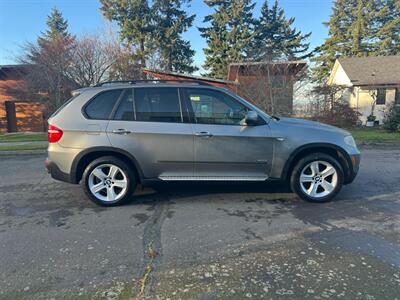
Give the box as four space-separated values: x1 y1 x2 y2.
112 129 131 135
195 131 213 138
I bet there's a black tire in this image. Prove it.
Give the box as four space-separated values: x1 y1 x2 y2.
290 153 344 203
82 156 137 206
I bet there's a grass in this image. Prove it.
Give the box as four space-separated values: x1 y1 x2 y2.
348 127 400 143
0 133 47 143
0 143 47 151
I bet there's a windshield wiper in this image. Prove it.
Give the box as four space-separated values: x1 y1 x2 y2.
271 115 280 121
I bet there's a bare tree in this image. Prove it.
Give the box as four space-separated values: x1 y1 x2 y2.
67 35 115 86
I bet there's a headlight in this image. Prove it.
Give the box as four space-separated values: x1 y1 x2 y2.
344 135 357 147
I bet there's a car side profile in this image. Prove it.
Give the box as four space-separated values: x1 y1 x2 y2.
45 80 360 206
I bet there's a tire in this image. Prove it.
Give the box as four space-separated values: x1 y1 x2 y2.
82 156 137 206
290 153 344 203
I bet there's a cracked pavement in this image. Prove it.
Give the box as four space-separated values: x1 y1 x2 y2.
1 144 400 299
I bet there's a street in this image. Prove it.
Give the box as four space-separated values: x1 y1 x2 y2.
1 144 400 299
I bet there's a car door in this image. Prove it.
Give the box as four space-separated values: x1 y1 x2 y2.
182 88 274 180
106 87 194 179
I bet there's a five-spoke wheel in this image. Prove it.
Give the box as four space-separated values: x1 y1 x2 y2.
291 153 343 203
82 156 136 206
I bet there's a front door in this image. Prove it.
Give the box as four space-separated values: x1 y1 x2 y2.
107 87 194 179
182 88 274 180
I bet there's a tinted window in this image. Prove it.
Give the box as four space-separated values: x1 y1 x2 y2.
85 89 122 119
134 88 182 123
186 89 248 125
114 90 134 121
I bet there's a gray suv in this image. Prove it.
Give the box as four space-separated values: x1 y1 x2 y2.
45 80 360 206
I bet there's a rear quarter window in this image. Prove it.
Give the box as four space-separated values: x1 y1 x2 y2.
84 89 123 119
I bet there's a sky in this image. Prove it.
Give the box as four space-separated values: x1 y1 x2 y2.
0 0 333 69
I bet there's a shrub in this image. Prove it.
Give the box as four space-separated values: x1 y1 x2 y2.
312 102 361 128
383 103 400 132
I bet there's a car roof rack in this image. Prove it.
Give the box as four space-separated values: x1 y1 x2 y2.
93 79 213 87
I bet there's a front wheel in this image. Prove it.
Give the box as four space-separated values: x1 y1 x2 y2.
82 156 137 206
290 153 344 203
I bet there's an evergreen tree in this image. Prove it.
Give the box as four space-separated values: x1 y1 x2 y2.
200 0 255 79
38 7 75 45
23 8 76 110
312 0 399 83
100 0 154 67
250 0 311 61
375 0 400 55
153 0 197 73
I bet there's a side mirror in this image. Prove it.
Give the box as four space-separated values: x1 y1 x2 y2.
245 111 259 125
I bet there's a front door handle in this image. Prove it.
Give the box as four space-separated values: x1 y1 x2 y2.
112 129 131 135
195 131 213 138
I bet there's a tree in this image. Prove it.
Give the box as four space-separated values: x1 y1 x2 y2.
312 0 400 83
152 0 197 73
67 35 117 86
250 0 311 61
21 7 76 111
200 0 255 79
374 0 400 55
100 0 154 68
38 7 74 44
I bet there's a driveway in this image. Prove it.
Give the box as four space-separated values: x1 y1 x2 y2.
1 144 400 299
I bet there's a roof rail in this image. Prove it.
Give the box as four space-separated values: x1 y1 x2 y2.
93 79 213 87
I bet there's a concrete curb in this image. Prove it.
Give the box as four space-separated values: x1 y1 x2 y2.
0 149 47 156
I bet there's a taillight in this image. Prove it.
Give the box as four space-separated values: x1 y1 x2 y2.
48 124 63 143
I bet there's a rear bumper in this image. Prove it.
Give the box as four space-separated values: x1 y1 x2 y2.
45 158 75 184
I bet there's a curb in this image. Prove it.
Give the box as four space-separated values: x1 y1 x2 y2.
0 149 47 156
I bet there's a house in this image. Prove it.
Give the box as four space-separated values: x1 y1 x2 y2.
0 64 46 133
144 60 306 116
327 55 400 124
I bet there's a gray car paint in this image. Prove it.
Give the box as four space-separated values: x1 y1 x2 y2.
47 83 360 183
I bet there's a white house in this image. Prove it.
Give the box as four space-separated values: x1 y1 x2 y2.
327 55 400 124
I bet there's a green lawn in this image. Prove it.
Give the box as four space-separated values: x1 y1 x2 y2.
0 133 47 143
348 127 400 143
0 143 48 151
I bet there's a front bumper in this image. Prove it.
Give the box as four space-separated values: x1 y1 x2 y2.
344 152 360 184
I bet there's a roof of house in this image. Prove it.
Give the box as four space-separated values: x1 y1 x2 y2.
337 55 400 86
0 64 32 80
143 68 238 85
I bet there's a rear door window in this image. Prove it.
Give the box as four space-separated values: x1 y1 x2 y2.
134 88 182 123
84 89 123 119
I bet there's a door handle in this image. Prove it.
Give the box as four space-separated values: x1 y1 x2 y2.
112 129 131 135
195 131 213 138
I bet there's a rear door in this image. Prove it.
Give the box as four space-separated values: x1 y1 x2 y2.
182 88 274 180
106 87 194 179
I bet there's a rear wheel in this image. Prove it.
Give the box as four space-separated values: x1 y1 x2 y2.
82 156 137 206
290 153 344 203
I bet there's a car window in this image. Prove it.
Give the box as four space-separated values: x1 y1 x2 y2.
134 88 182 123
85 89 123 119
114 90 134 121
185 89 248 125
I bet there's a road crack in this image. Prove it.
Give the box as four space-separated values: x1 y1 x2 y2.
135 198 169 299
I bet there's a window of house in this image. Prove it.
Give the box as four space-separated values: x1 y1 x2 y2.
114 90 134 121
84 89 123 119
134 88 182 123
376 88 386 105
185 89 249 125
395 88 400 105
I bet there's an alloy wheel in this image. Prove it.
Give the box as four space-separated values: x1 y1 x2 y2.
88 164 128 202
299 160 338 198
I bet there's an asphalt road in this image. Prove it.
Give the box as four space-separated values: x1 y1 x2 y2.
1 144 400 299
